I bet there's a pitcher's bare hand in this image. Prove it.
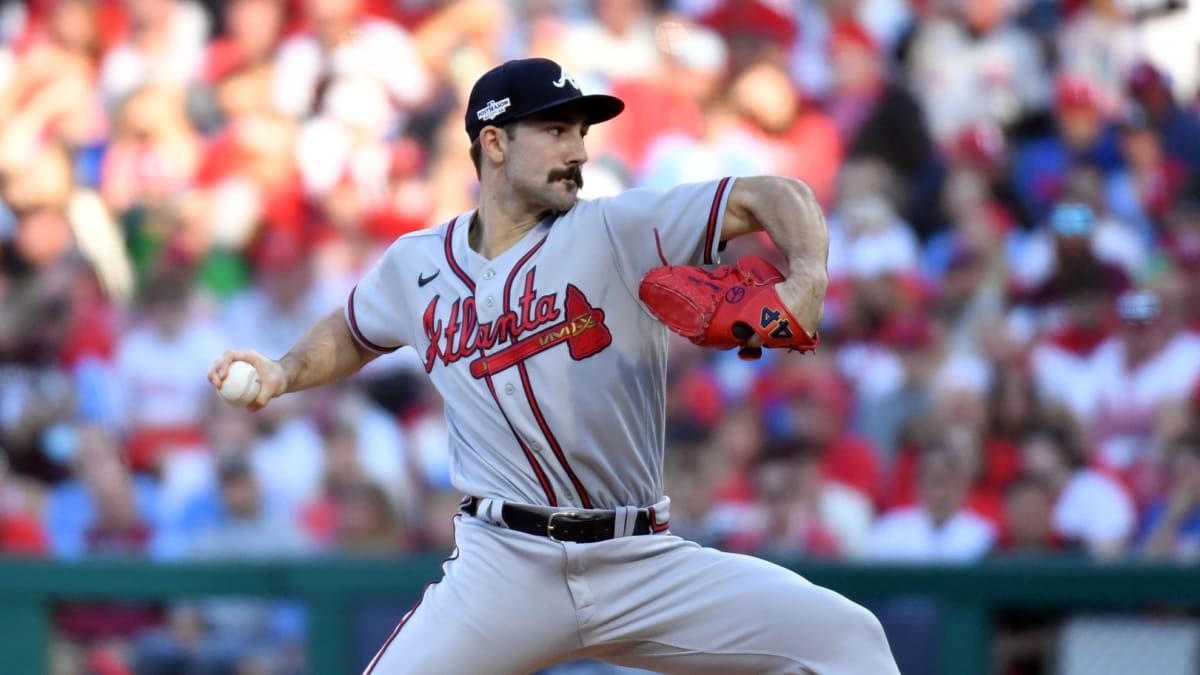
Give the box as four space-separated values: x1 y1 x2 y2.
208 350 288 412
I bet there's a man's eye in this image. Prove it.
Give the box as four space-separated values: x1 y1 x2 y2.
548 127 562 136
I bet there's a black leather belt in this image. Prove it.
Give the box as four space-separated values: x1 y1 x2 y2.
462 497 659 543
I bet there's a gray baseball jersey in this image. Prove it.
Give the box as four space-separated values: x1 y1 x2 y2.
349 178 900 675
346 178 733 510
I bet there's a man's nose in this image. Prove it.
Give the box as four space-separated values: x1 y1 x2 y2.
565 130 588 165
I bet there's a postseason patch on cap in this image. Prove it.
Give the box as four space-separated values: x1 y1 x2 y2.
477 97 511 122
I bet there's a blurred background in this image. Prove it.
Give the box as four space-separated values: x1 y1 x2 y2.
1 0 1199 673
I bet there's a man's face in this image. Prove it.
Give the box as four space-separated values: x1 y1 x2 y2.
222 475 260 518
499 111 589 213
1057 107 1104 151
919 451 969 519
1120 319 1165 361
1005 483 1053 547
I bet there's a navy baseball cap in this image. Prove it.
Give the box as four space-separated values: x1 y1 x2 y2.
464 58 625 143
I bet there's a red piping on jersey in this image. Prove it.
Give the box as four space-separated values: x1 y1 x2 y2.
503 235 549 299
516 361 593 509
363 526 461 675
653 229 669 265
703 177 731 265
501 240 595 509
444 216 475 292
481 369 559 505
347 285 399 353
444 215 556 503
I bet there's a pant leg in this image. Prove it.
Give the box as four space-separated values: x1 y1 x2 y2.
365 515 583 675
578 535 900 675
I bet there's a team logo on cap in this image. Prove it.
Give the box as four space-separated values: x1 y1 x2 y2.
552 67 579 91
476 97 511 122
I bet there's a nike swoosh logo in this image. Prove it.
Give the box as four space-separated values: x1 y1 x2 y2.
418 270 441 287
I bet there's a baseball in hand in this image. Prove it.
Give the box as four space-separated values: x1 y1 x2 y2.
219 360 262 405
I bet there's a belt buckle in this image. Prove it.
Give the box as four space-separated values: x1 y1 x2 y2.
546 511 581 542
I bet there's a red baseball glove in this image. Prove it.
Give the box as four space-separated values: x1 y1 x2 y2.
639 257 819 360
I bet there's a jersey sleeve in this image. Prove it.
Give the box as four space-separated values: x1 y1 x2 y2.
595 177 734 284
345 241 409 352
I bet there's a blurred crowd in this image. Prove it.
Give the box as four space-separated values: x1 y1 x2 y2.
2 0 1200 672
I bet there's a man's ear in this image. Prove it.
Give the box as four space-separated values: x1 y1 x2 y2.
480 126 508 166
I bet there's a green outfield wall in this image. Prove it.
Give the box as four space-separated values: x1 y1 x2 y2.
1 557 1197 674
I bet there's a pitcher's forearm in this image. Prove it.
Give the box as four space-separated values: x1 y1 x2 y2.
755 180 829 327
723 177 829 332
756 179 829 275
278 308 380 393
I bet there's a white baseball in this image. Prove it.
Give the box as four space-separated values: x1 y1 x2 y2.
218 360 262 406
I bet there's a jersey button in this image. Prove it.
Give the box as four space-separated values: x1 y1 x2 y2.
485 296 495 307
483 269 495 280
504 383 515 395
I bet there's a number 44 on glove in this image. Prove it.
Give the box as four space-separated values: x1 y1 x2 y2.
639 257 819 360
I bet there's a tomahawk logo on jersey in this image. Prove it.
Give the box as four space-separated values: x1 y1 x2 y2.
420 274 612 376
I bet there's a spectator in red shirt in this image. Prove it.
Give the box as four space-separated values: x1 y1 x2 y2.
992 473 1083 557
721 444 849 560
866 439 996 562
301 417 370 546
728 60 842 207
758 357 882 505
708 404 767 506
980 368 1036 493
887 421 1011 529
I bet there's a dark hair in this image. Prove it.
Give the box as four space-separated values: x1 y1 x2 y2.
469 123 518 179
217 454 254 484
1004 473 1054 499
918 436 963 473
986 370 1039 439
755 436 821 469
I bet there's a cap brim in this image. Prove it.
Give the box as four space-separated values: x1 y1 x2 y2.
514 94 626 127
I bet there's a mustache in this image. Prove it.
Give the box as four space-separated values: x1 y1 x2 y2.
548 166 583 188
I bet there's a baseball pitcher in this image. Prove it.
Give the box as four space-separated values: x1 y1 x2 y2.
209 57 900 675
